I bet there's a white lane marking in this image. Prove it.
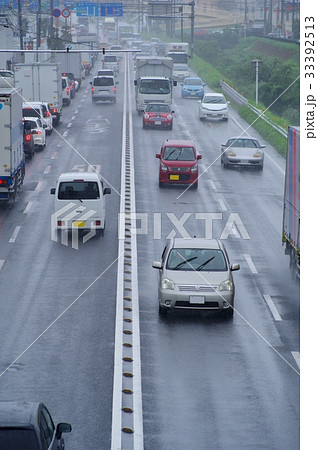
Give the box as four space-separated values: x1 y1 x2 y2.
71 116 76 121
63 131 68 137
263 295 282 321
0 260 5 271
44 165 51 174
244 254 258 273
35 181 43 192
23 201 33 214
9 226 21 243
67 122 72 128
218 198 227 211
231 115 284 175
209 179 216 190
201 163 208 172
51 152 57 159
74 109 78 114
291 351 300 369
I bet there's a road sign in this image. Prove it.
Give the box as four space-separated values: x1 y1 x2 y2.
62 8 70 17
76 2 99 16
100 3 123 17
53 8 61 17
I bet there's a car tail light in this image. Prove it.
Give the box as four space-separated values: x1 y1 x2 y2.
35 131 41 135
57 220 62 227
96 220 101 226
0 179 8 185
25 134 31 141
113 86 116 93
91 87 94 93
45 111 50 117
51 108 57 113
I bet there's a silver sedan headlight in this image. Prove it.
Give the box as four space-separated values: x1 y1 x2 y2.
161 278 175 290
219 280 233 291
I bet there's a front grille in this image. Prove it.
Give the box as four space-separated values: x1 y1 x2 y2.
178 284 218 292
175 301 220 308
168 167 190 172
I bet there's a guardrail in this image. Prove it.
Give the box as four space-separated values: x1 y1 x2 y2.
220 80 288 138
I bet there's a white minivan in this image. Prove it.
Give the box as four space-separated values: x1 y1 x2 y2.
50 172 111 236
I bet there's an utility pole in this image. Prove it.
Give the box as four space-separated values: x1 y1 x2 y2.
190 0 194 59
36 0 42 61
17 0 24 51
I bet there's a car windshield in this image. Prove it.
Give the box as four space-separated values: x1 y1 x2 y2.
184 79 202 86
104 56 117 62
24 120 37 130
23 108 40 118
0 429 40 449
163 146 195 161
166 248 227 271
139 79 170 95
203 95 225 104
226 138 260 148
174 65 188 71
94 77 114 86
146 105 169 113
58 181 100 200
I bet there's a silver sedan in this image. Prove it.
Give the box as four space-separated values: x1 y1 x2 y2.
221 137 265 170
152 238 240 317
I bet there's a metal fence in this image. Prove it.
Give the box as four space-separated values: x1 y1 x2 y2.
220 80 288 138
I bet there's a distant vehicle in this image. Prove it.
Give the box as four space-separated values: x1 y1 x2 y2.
23 119 35 158
102 55 119 74
0 69 14 88
173 63 190 81
221 137 265 170
22 117 46 150
62 76 71 105
282 126 300 279
156 139 202 188
0 401 71 449
143 103 174 130
54 52 83 88
50 172 111 236
152 238 240 317
22 101 53 135
97 69 116 78
61 72 76 98
110 44 123 60
90 76 118 103
199 92 229 121
181 77 205 99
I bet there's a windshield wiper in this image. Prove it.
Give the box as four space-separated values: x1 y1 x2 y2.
171 256 198 270
196 256 215 271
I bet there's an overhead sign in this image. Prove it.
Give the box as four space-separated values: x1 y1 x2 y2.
76 2 98 16
100 3 123 17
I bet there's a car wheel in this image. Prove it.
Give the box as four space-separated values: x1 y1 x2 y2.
159 181 164 188
169 123 173 130
223 307 234 318
192 182 198 189
258 163 264 171
143 121 146 129
199 116 204 121
223 117 229 121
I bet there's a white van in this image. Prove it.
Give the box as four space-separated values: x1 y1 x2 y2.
90 76 118 103
50 172 111 236
23 101 53 134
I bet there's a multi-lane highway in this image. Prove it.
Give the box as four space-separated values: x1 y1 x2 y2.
0 54 299 449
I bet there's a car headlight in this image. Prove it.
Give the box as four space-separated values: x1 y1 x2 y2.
144 113 149 119
226 151 236 157
161 278 175 290
253 151 263 158
190 163 198 173
160 162 168 172
219 280 233 291
167 114 172 120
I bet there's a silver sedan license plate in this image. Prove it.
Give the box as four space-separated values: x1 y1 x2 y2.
189 295 205 304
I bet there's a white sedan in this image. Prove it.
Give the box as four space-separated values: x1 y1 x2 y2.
23 117 46 150
199 92 229 121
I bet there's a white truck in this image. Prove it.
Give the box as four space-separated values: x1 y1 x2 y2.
166 42 189 64
134 56 176 112
53 52 83 88
13 62 63 125
0 88 25 202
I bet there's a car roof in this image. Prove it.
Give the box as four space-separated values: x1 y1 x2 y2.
57 172 101 182
0 401 40 426
184 77 202 82
204 92 224 97
171 238 223 250
163 139 195 147
227 136 258 142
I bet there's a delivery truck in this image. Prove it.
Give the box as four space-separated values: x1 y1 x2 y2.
282 126 300 279
13 62 63 125
54 52 83 88
0 88 25 202
134 56 176 112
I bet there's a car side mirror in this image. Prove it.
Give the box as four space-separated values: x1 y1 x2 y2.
134 80 137 86
197 154 202 160
89 81 92 85
116 81 119 84
103 187 111 195
50 188 56 194
155 153 161 159
180 83 183 86
56 423 72 440
231 263 240 271
152 261 162 269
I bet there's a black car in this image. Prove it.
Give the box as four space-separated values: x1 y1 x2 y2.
0 401 71 449
23 120 35 158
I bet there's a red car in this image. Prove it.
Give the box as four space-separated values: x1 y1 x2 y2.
156 140 202 188
143 104 174 130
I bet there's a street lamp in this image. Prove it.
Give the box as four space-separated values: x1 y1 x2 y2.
251 59 262 106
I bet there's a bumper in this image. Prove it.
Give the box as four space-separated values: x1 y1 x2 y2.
200 110 228 119
144 119 172 128
92 95 116 101
54 218 105 232
158 289 234 311
182 90 204 98
224 156 264 167
159 171 198 185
